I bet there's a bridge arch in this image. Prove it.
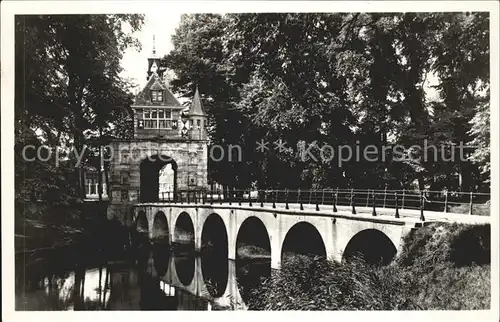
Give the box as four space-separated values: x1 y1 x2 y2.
171 211 196 286
152 211 169 244
173 211 195 248
236 216 272 258
201 213 229 297
235 216 272 303
140 154 177 202
281 222 326 262
201 213 228 254
126 207 136 228
152 242 170 277
173 250 196 286
133 210 150 247
342 229 397 265
135 210 148 234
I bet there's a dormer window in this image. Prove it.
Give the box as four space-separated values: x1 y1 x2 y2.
151 90 163 102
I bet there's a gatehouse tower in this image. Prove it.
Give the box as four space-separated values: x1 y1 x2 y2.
106 41 209 225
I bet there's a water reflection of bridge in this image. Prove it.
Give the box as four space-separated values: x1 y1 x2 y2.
145 246 247 310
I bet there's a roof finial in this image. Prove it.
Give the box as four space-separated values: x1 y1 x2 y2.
152 34 156 55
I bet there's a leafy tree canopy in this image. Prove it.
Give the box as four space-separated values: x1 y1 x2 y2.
164 12 490 192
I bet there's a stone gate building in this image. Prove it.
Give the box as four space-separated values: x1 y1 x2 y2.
107 44 209 224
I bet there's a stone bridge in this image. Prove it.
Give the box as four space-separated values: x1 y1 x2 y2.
131 202 490 269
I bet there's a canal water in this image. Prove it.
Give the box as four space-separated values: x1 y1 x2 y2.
15 243 271 311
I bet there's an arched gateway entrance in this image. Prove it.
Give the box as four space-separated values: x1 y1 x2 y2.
140 155 177 202
105 46 208 222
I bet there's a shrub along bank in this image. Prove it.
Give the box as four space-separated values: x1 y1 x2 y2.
246 222 490 310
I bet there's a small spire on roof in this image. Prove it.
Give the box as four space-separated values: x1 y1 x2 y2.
189 85 207 117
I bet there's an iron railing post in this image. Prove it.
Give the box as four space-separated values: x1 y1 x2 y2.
469 191 473 215
383 187 387 208
285 189 289 209
333 189 338 213
298 188 303 210
273 190 276 209
315 190 320 211
350 188 356 214
401 189 405 209
249 189 252 207
372 190 377 216
395 192 400 218
420 191 425 221
444 190 448 213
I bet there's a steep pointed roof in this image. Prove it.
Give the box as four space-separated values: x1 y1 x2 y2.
133 73 182 107
188 87 207 116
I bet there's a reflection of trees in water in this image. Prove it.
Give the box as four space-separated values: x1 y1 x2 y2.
16 264 113 310
139 272 172 310
19 244 242 311
73 265 112 310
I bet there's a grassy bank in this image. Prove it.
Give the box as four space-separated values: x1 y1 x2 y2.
246 222 490 310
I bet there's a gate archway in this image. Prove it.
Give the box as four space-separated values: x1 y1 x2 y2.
140 155 177 202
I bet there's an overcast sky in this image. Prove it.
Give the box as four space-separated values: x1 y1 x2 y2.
120 13 440 101
120 12 182 91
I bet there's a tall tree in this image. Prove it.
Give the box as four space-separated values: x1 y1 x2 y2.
164 13 490 191
15 14 144 203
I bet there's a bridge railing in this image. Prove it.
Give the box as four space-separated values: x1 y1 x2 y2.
158 188 490 220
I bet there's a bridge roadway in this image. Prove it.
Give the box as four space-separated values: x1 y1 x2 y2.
132 201 490 268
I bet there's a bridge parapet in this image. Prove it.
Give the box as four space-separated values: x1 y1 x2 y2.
154 188 491 224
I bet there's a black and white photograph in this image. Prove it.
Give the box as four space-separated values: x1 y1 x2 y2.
1 0 499 319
